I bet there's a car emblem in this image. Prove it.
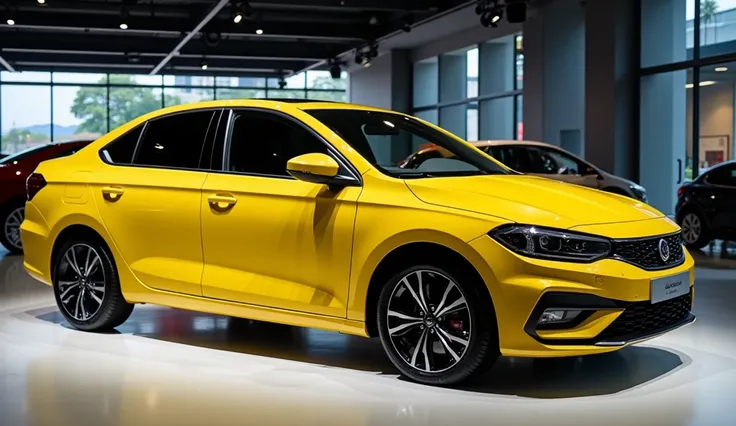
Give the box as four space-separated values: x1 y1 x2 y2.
658 239 670 262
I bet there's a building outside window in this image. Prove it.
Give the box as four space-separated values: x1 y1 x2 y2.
411 33 523 155
0 71 347 155
640 0 736 213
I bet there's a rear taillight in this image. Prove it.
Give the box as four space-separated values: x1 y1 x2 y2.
677 186 686 198
26 173 46 201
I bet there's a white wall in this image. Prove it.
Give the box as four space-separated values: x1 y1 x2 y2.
686 81 735 159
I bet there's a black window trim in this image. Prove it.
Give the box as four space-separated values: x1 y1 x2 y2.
98 108 223 173
213 107 363 187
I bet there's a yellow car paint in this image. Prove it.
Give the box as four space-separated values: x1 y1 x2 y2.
21 99 695 359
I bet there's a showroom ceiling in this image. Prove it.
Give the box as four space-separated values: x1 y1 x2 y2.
0 0 472 78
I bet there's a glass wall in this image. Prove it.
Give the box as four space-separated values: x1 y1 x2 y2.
412 33 523 148
640 0 736 213
0 71 347 154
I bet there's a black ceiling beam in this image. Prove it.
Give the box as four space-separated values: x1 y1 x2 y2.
2 11 378 41
12 63 283 78
1 51 310 72
15 0 437 14
0 32 340 61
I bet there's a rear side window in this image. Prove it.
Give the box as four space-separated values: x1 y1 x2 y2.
705 164 736 187
487 146 527 171
102 127 142 164
134 111 216 169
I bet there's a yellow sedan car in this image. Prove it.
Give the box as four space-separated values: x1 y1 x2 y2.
21 99 695 386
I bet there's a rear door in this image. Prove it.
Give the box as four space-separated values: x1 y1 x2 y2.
92 109 221 296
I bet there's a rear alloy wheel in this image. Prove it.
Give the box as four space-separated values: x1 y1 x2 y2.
377 265 497 386
1 205 24 254
53 239 133 331
680 211 709 250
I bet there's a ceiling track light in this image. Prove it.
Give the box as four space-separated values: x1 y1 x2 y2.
476 0 504 28
231 1 252 24
37 0 46 4
119 7 129 30
328 58 342 79
200 60 208 70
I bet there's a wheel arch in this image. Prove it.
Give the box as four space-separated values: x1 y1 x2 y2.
362 239 497 339
49 222 112 282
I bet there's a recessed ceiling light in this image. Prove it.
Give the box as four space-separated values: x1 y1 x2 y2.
255 28 263 35
715 66 728 72
37 0 46 4
119 23 128 30
701 80 716 86
6 19 15 26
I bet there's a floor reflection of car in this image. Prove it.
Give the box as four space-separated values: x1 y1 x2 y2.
0 140 92 253
400 140 647 202
21 100 694 387
676 160 736 249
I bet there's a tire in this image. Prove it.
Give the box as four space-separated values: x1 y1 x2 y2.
376 264 498 386
0 201 25 254
678 210 710 250
52 237 133 331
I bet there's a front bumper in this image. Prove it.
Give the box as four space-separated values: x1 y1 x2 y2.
468 225 696 358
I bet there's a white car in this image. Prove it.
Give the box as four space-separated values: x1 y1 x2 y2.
399 140 647 202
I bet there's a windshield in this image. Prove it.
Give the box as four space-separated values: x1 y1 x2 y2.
307 109 508 178
0 144 48 165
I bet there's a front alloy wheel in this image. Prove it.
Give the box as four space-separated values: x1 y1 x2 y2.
377 265 497 386
53 238 133 331
1 206 24 253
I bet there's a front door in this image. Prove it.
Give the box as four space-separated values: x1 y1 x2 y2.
200 108 360 317
92 110 218 296
703 163 736 233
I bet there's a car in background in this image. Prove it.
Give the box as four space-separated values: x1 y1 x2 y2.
0 140 92 253
676 160 736 249
400 140 648 202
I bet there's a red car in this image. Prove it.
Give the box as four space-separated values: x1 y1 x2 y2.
0 140 92 253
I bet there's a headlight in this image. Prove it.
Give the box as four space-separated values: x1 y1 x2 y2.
490 225 612 262
629 184 647 202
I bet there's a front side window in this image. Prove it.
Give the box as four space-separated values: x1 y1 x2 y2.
486 146 528 172
227 110 327 177
538 147 591 175
307 109 507 178
134 111 216 169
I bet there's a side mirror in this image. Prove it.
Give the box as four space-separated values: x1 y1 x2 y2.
286 153 339 184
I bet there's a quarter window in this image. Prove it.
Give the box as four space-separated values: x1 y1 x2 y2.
227 110 327 177
102 126 142 164
134 111 216 169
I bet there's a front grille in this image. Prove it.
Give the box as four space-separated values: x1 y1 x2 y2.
612 233 684 270
597 292 691 341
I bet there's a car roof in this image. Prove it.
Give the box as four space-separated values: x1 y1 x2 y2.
139 99 397 115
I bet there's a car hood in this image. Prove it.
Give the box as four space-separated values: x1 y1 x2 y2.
405 175 663 229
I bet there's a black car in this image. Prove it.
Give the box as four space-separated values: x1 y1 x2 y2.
676 161 736 249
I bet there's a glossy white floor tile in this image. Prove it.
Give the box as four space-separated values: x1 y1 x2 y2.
1 248 735 426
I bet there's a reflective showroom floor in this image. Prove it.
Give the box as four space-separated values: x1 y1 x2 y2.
1 247 735 426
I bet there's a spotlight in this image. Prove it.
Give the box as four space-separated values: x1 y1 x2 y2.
715 66 728 72
328 59 341 79
278 77 286 89
6 18 14 26
255 28 263 35
368 15 378 25
201 60 208 70
354 52 371 68
231 1 250 23
402 14 413 32
506 0 527 23
37 0 46 4
120 7 129 30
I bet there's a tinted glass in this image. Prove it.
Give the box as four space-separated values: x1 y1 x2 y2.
308 109 507 178
706 164 736 187
228 110 327 176
102 127 142 164
487 146 527 171
538 147 587 175
135 111 215 169
525 147 563 174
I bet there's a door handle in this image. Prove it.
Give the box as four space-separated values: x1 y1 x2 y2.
102 186 124 202
677 159 682 184
208 194 237 211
